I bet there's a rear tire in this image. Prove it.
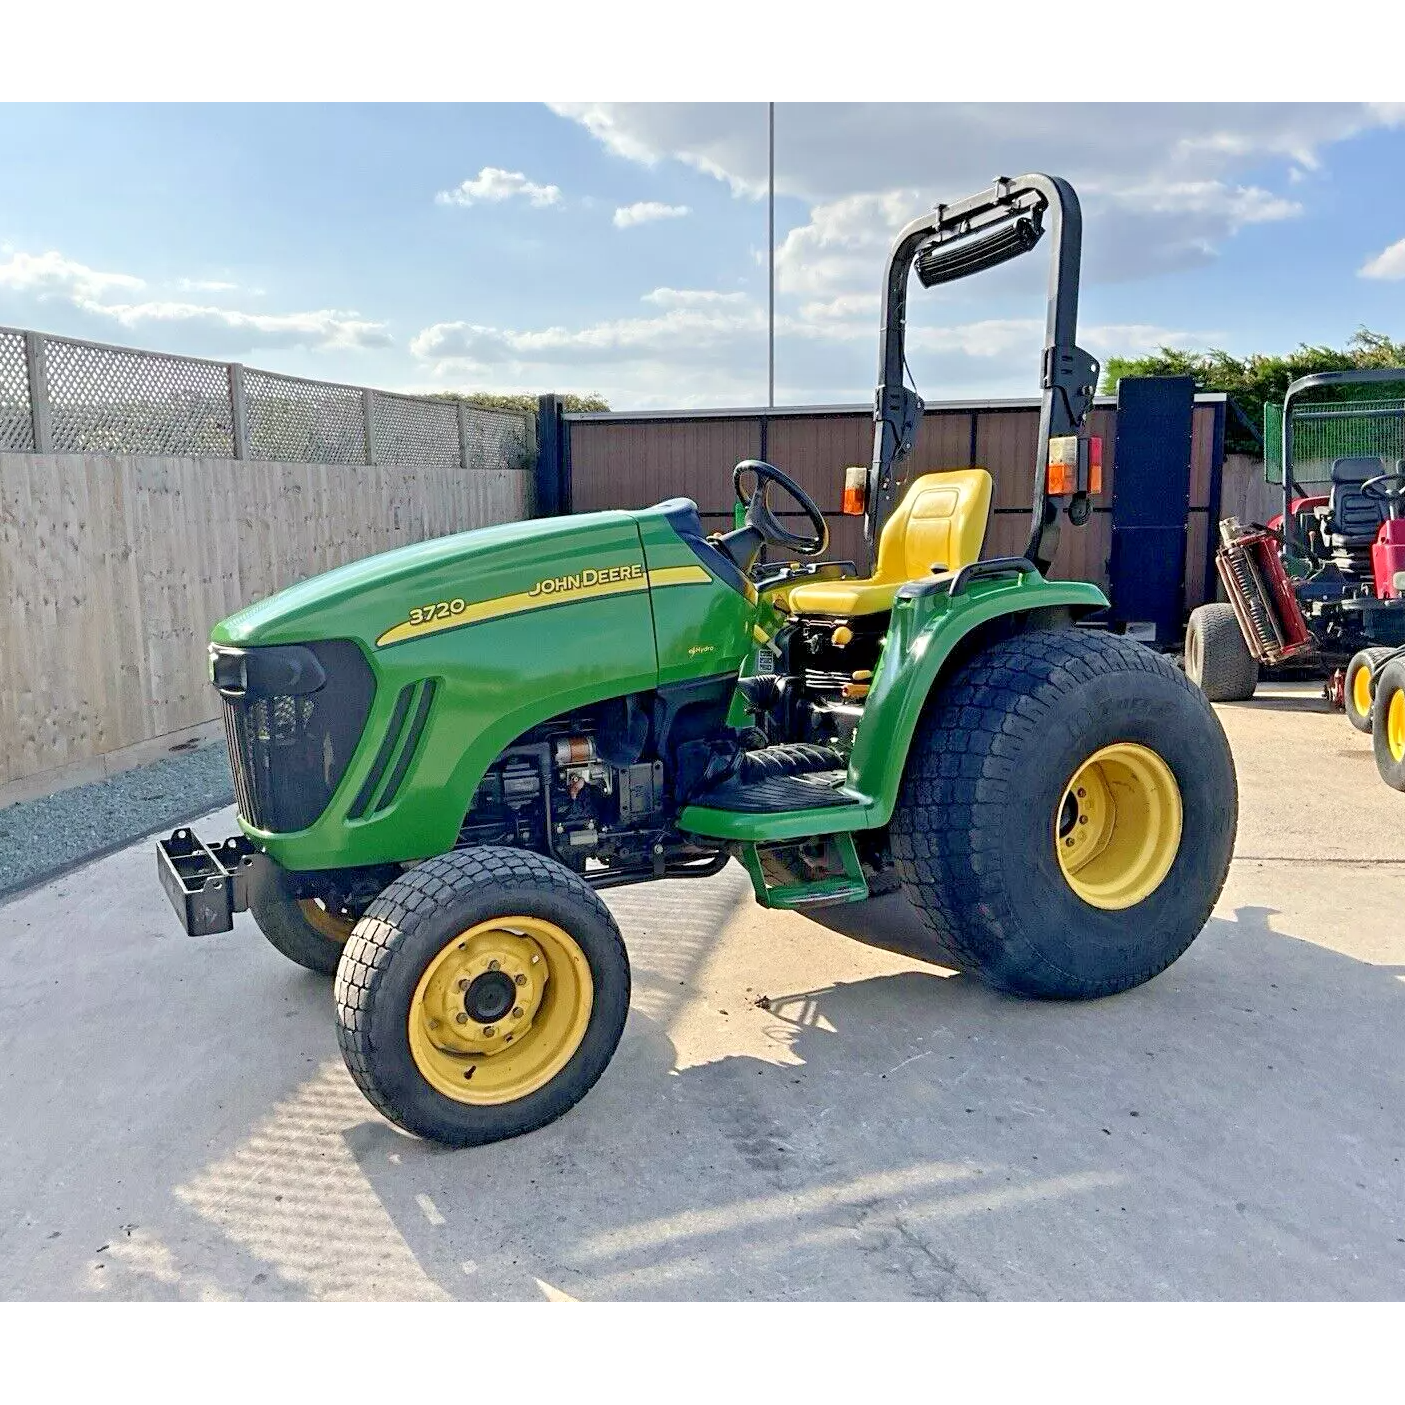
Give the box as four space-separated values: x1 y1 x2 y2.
891 629 1238 999
1185 602 1259 702
335 847 630 1148
250 867 356 976
1371 659 1405 791
1345 648 1393 733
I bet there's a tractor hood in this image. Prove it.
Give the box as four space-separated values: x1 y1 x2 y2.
212 510 644 650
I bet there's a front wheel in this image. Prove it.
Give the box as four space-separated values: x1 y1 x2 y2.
334 848 630 1147
1185 602 1259 702
1345 647 1393 733
891 629 1238 999
250 866 358 976
1371 658 1405 791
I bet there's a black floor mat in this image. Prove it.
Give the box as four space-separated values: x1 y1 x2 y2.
694 768 852 814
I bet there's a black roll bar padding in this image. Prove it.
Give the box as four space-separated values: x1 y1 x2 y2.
1279 367 1405 555
864 173 1099 575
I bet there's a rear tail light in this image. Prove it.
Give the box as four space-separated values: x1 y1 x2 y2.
842 465 868 516
1047 435 1102 497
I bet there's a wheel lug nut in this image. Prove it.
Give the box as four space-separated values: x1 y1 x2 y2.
455 1012 468 1024
488 960 500 971
531 954 540 964
1077 788 1086 798
457 978 469 991
1079 815 1088 825
515 973 527 986
483 1026 496 1038
512 1006 523 1019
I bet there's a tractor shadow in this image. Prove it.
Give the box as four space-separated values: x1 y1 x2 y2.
346 901 1405 1302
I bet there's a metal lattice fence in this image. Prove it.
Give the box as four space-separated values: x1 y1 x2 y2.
0 324 533 473
372 391 461 469
44 336 234 456
244 368 367 465
0 330 35 451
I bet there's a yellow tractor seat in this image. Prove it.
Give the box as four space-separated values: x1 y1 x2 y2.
788 468 994 616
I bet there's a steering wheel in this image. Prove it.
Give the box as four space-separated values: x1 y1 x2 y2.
1361 473 1405 518
732 459 829 557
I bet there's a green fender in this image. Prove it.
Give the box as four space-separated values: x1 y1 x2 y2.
848 573 1109 823
680 571 1108 843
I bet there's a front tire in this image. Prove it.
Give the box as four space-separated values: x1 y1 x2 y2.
891 629 1238 999
1345 648 1393 733
1185 602 1259 702
250 867 357 976
334 847 630 1148
1371 658 1405 791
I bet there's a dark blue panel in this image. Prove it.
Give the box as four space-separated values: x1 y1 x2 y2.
1110 376 1196 646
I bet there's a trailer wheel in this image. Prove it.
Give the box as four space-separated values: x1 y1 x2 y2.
891 629 1237 999
334 847 629 1148
1371 659 1405 791
250 867 357 976
1185 602 1259 702
1345 648 1393 733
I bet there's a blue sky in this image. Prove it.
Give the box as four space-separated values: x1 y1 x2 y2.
1 102 1403 409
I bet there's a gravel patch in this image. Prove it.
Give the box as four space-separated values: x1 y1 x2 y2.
0 742 234 900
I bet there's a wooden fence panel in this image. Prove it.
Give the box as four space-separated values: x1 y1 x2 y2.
0 452 534 794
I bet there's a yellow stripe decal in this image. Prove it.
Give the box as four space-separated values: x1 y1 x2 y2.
376 576 648 647
647 565 713 589
376 562 715 648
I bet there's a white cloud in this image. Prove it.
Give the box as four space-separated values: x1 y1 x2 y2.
0 249 144 300
0 245 389 352
1360 237 1405 280
613 201 691 228
175 277 239 293
76 298 391 351
642 287 748 307
434 167 562 208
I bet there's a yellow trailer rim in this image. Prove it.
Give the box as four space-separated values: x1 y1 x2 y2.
1389 690 1405 763
1353 664 1374 721
298 899 356 943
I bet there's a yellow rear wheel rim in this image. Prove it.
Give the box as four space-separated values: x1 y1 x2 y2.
298 899 356 944
408 916 593 1105
1353 664 1373 720
1389 690 1405 763
1056 743 1183 910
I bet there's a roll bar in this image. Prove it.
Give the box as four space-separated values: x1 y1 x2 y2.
864 174 1099 573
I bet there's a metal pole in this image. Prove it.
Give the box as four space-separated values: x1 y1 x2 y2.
768 101 775 410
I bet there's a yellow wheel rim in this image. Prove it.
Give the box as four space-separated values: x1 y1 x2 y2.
298 899 356 943
1389 690 1405 764
1353 664 1373 721
1055 743 1183 911
407 916 593 1106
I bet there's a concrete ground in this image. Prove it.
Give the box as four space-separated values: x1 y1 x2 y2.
1 681 1401 1301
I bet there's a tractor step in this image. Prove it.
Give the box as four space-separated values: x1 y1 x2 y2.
738 832 869 910
696 767 852 814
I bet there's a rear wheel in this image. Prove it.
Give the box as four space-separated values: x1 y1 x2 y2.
1345 648 1393 733
891 628 1237 999
1371 659 1405 791
250 867 357 976
1185 602 1259 702
334 847 630 1147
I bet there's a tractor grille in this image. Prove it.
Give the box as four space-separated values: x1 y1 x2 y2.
218 640 376 832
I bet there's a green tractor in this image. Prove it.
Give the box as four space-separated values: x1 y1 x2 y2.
158 175 1237 1148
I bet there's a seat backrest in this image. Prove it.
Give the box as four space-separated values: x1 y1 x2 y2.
1329 456 1390 540
872 469 993 584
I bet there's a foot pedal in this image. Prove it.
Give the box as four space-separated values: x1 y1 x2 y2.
740 832 869 910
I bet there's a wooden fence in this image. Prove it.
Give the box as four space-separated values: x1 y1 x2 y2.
560 395 1227 611
0 452 534 803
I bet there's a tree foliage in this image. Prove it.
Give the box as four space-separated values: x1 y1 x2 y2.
423 391 610 415
1101 327 1405 454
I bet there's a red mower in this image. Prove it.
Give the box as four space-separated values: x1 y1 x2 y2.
1186 369 1405 750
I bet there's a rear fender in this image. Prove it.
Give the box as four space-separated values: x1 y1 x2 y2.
847 573 1109 823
